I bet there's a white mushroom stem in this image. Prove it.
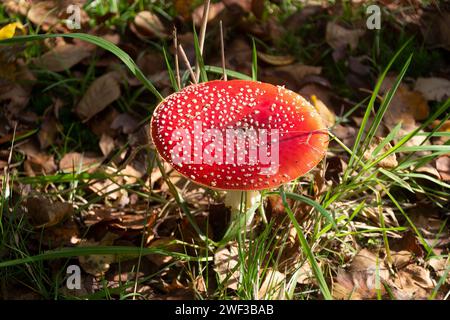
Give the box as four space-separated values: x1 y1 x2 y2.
224 190 260 227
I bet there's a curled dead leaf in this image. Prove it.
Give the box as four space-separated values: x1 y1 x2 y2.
131 11 167 40
363 136 398 169
146 238 183 268
214 242 240 290
436 156 450 181
391 264 435 299
59 152 103 173
391 251 413 270
38 115 61 149
3 0 30 16
192 2 225 26
99 134 115 157
414 77 450 102
258 268 286 300
27 1 60 29
310 94 335 128
78 232 118 276
333 249 389 300
262 63 321 89
18 141 57 175
76 72 121 121
257 52 296 66
326 22 364 51
382 76 430 125
34 44 91 72
26 197 73 228
0 83 31 114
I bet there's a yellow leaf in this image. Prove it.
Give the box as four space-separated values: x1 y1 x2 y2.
0 22 25 40
311 94 336 127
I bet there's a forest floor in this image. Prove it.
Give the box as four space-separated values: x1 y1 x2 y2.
0 0 449 300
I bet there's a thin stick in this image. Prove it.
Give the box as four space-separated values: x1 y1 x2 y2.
195 0 210 83
178 44 197 84
173 27 181 89
220 20 227 81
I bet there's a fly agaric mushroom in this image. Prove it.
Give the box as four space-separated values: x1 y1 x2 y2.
151 80 328 219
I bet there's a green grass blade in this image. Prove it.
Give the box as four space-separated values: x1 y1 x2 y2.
279 186 332 300
193 27 208 83
363 54 413 155
343 39 412 181
163 45 179 92
204 65 253 80
251 38 258 81
365 99 450 171
379 168 414 193
267 191 337 230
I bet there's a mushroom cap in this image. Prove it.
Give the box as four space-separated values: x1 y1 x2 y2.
151 80 328 190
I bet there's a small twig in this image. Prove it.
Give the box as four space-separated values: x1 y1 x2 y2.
195 0 210 83
220 20 227 81
173 27 181 90
178 44 197 84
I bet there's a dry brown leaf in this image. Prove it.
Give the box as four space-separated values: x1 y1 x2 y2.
257 52 296 66
333 249 389 300
333 268 385 300
99 134 115 156
78 232 118 276
89 178 124 201
120 164 144 184
258 268 286 300
18 141 57 174
0 83 31 114
382 77 430 125
110 113 139 134
363 136 398 169
59 152 103 173
391 251 413 269
131 11 167 40
39 219 80 248
27 0 88 31
27 1 60 29
38 115 61 149
421 9 450 51
391 264 435 299
88 108 120 137
174 0 195 19
428 256 450 284
222 0 252 13
349 249 389 278
295 261 314 285
192 2 225 26
136 52 166 77
408 206 450 252
414 77 450 101
432 120 450 133
436 156 450 181
76 72 121 121
26 197 73 228
326 22 364 51
310 94 335 128
416 165 442 180
146 238 183 268
3 0 30 15
332 124 357 147
262 63 321 89
214 242 240 290
34 44 91 72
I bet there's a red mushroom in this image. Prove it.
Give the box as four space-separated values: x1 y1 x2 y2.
151 80 328 219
